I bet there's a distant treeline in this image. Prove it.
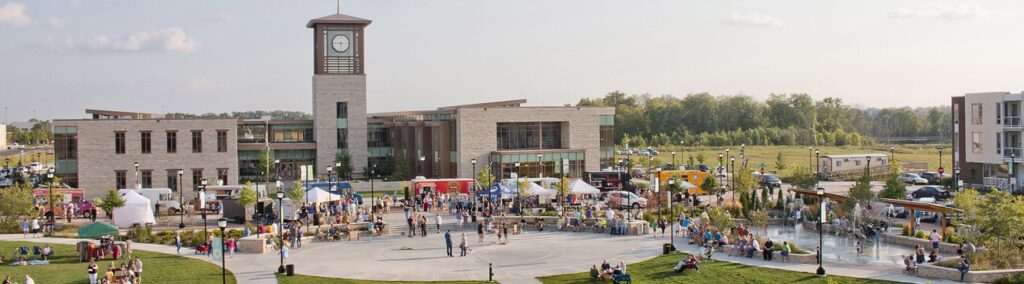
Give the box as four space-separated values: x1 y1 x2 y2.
577 91 950 147
164 110 312 120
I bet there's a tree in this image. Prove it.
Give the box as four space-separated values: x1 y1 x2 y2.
787 166 817 190
706 206 735 231
517 178 531 212
476 164 496 188
696 152 706 165
389 154 408 181
687 155 696 167
734 162 757 198
749 210 769 233
841 168 874 218
334 150 352 179
289 180 305 202
700 176 719 197
880 161 907 199
775 189 784 210
256 150 275 180
775 152 786 172
557 175 570 207
0 184 34 231
238 182 258 211
99 187 125 221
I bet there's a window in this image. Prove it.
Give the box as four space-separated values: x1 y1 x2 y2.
972 103 983 125
115 132 126 154
337 102 348 149
217 168 228 184
141 170 152 188
337 128 348 149
973 132 983 154
337 102 348 119
998 132 1002 154
497 122 565 150
191 131 203 153
115 171 127 189
855 160 861 166
997 103 1002 124
217 130 228 152
167 170 179 191
140 131 152 154
192 169 203 191
166 131 177 153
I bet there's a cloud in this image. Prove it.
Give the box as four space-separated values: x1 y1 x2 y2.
889 4 1015 20
48 17 64 29
722 11 782 27
0 1 32 27
47 27 199 53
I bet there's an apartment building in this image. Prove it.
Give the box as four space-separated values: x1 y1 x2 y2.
952 91 1023 191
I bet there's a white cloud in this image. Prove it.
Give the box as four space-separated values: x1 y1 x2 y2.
889 4 1015 20
48 17 64 29
48 27 199 53
722 11 782 27
0 1 32 27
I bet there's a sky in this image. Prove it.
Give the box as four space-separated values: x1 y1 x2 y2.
1 0 1022 122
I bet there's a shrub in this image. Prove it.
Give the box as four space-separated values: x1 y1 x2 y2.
914 230 927 240
901 225 911 236
996 272 1024 284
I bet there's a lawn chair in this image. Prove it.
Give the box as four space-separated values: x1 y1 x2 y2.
612 273 632 284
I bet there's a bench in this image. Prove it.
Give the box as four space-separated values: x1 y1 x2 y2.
612 274 632 284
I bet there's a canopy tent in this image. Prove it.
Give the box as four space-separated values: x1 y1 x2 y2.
569 179 601 194
112 190 157 228
677 181 697 190
305 187 343 203
77 222 119 239
476 184 516 196
527 182 554 196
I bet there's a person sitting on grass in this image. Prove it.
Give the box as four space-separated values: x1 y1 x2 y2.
674 255 700 273
40 245 52 260
600 259 613 277
590 265 600 280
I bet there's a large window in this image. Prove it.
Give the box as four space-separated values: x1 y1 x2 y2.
140 131 152 154
337 129 348 149
54 126 78 187
115 170 127 189
497 122 563 150
217 130 228 152
972 103 983 125
167 170 179 191
115 132 126 154
217 168 229 184
191 131 203 153
337 102 349 149
270 124 313 143
337 102 348 119
166 131 177 153
973 132 982 154
237 124 266 143
141 170 152 188
192 169 203 191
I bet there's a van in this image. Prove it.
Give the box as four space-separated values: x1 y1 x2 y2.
118 188 182 215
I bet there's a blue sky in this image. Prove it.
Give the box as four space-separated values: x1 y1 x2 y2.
1 0 1022 122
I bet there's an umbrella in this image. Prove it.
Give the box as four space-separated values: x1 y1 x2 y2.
77 222 119 239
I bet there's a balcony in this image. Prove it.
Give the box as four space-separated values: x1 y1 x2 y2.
1004 116 1021 128
1004 148 1022 159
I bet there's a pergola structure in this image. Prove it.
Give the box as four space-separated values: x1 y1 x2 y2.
789 188 848 202
878 198 962 233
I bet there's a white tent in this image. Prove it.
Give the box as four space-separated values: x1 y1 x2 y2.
569 179 601 194
527 182 554 195
113 190 157 228
678 181 697 190
305 187 342 203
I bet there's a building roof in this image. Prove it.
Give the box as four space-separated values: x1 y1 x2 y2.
306 12 371 28
86 109 157 119
822 154 888 159
436 99 527 110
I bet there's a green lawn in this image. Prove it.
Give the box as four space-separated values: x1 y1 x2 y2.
276 273 487 284
0 241 236 284
537 253 903 284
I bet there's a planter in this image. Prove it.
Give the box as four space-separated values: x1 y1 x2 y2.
881 233 959 253
917 262 1024 283
717 245 817 264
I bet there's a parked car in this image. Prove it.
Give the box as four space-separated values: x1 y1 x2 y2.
898 173 928 185
919 211 940 223
758 174 782 190
636 149 650 156
602 190 648 209
918 172 942 184
882 205 908 218
648 149 659 156
911 186 952 200
695 164 710 173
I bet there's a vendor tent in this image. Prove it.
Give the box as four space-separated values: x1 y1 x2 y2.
305 187 342 203
112 190 157 228
678 181 697 190
527 182 554 195
77 222 119 239
476 184 515 196
569 179 601 194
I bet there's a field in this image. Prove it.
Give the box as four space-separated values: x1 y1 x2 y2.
537 253 902 284
621 144 950 178
0 241 236 283
0 149 52 168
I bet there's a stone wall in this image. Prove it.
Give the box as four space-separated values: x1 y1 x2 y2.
313 74 368 178
881 233 960 253
717 244 817 264
917 262 1023 283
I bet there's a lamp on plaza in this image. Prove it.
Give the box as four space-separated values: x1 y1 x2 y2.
671 151 676 169
808 147 813 173
201 179 209 242
729 156 736 202
815 150 820 188
1009 154 1015 192
419 156 426 177
46 168 55 226
718 153 725 202
668 177 676 251
276 190 286 273
471 159 478 210
890 146 895 161
370 164 377 211
954 167 961 191
178 169 185 229
217 217 228 284
327 165 333 215
816 187 826 276
538 154 543 178
134 161 140 189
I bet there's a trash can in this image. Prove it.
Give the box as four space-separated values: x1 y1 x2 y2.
286 264 295 276
663 243 672 255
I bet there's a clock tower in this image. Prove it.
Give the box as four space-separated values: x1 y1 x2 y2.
308 11 370 178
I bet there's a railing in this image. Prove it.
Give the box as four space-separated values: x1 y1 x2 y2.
1004 116 1021 128
983 177 1009 189
323 56 361 74
1004 148 1022 158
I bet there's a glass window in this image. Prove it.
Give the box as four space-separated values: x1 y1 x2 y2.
192 169 203 191
972 103 983 125
217 130 228 152
237 124 266 143
218 168 228 184
140 132 151 154
997 103 1002 124
337 128 348 149
270 124 313 143
998 132 1002 154
115 132 125 154
115 171 126 189
167 170 179 191
166 131 177 153
141 170 152 188
192 131 203 153
337 102 348 119
972 132 982 154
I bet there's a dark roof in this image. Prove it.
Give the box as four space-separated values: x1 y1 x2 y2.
306 13 371 28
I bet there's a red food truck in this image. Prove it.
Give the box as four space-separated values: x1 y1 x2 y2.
33 188 90 217
411 178 478 195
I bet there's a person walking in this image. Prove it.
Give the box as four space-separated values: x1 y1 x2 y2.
87 261 98 284
436 213 443 233
477 222 485 244
174 231 182 254
444 230 453 257
460 232 469 257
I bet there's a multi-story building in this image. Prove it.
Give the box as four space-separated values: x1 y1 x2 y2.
53 11 614 199
952 91 1023 190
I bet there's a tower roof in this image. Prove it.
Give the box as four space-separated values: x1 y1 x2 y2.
306 13 371 28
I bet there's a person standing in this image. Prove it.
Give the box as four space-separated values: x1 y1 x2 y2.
420 215 428 237
280 245 289 266
132 256 142 282
444 230 453 257
90 207 97 222
436 214 443 233
31 217 40 238
930 230 941 252
21 218 29 238
459 232 469 257
87 261 98 284
174 231 182 254
477 222 485 244
407 214 416 238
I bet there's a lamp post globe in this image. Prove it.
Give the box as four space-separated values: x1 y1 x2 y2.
178 169 185 229
276 190 285 273
217 217 227 284
816 187 826 276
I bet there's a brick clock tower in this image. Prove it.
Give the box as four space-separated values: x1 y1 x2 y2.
308 11 370 178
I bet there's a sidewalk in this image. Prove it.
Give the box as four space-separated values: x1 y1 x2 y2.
0 234 279 284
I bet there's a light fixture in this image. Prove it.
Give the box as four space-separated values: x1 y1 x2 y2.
217 217 227 229
816 187 824 196
276 190 285 200
471 159 477 165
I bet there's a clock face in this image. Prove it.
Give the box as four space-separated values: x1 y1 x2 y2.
332 35 350 53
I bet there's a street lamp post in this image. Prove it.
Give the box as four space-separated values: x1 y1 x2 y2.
218 218 228 284
718 153 725 202
954 167 961 191
730 157 736 203
668 177 676 251
1009 154 1016 192
671 151 676 169
816 187 826 276
201 179 209 242
471 159 478 210
808 147 813 173
370 164 377 212
46 168 54 227
815 150 820 188
890 146 895 161
134 161 139 189
938 147 944 172
538 154 544 178
326 165 333 215
419 156 426 177
178 169 185 229
276 190 286 273
867 155 872 178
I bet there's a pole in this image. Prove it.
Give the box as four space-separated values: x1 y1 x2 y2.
178 171 185 229
278 196 285 273
220 226 226 284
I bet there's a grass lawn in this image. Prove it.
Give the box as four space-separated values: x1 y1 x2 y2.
276 273 487 284
1 149 53 167
537 253 904 284
0 241 236 284
624 145 949 178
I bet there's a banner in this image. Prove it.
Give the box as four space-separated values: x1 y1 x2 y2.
211 237 223 262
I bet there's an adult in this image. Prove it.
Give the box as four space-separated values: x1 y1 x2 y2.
436 214 443 233
132 256 142 281
459 232 469 257
444 230 453 257
958 255 971 282
763 238 775 261
31 217 40 238
477 222 485 244
930 229 941 252
174 232 182 254
87 261 98 284
915 245 925 264
21 219 29 239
